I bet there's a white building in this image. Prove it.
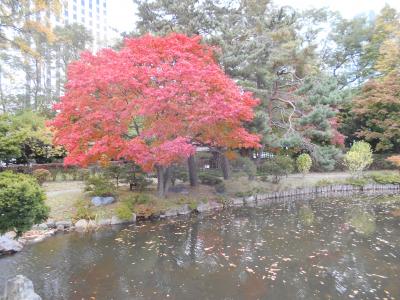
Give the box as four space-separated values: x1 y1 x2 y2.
54 0 115 50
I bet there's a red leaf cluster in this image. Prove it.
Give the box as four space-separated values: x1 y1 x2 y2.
50 34 260 171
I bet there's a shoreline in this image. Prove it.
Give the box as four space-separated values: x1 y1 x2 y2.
2 183 400 257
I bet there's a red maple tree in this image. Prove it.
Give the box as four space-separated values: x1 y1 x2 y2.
50 34 260 196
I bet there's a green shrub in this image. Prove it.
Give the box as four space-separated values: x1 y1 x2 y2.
125 172 152 191
296 153 312 176
61 171 68 181
231 156 257 180
0 171 49 236
370 154 398 170
344 141 373 176
369 172 400 184
345 177 369 187
134 193 150 205
171 166 188 185
78 169 90 181
120 193 150 211
104 164 126 186
116 203 133 221
315 179 334 187
314 145 342 171
84 176 116 197
198 173 223 185
73 199 95 221
32 168 51 185
260 155 294 183
49 168 59 181
215 182 226 194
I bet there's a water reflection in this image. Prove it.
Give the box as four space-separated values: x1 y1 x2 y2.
348 207 376 236
0 196 399 300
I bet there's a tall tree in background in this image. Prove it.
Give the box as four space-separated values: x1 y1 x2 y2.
1 0 61 112
352 71 400 152
0 0 60 55
332 5 400 150
0 2 92 114
52 24 93 98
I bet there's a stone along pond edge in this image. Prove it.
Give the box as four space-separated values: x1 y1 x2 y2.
1 183 400 256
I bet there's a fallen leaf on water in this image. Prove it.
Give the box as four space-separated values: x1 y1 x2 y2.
246 268 255 274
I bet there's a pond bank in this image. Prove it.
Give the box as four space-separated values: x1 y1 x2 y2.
2 183 399 257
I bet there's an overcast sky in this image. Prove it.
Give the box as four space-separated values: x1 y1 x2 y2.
108 0 400 33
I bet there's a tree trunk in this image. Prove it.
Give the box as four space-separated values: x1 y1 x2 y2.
187 154 198 187
220 152 230 180
24 64 31 110
157 165 171 198
0 65 6 113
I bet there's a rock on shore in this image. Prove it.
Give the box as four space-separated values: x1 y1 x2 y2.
1 275 41 300
0 235 23 256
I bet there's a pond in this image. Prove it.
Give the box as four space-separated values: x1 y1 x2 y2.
1 195 399 300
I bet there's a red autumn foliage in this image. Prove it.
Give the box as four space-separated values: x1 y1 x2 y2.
50 34 260 171
329 118 345 146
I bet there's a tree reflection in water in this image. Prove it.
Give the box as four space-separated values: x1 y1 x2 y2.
0 196 399 299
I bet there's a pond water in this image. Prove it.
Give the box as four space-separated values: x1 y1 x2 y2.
1 196 400 300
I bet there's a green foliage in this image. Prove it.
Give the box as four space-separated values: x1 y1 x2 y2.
299 206 315 226
0 112 64 163
0 171 49 236
123 163 152 191
84 176 116 197
315 179 334 187
260 155 294 183
297 76 346 146
345 177 369 187
296 154 312 175
214 182 226 194
116 203 133 221
370 154 398 170
32 168 51 185
314 145 342 171
170 165 188 185
231 156 257 180
104 164 126 186
73 199 95 221
116 193 151 221
49 168 59 181
198 173 223 186
369 172 400 184
344 141 373 175
348 208 376 236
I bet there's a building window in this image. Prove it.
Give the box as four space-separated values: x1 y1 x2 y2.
73 14 77 20
64 10 68 16
81 17 85 22
73 4 77 11
96 0 99 4
89 0 92 8
103 1 106 8
81 0 85 5
89 11 92 17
